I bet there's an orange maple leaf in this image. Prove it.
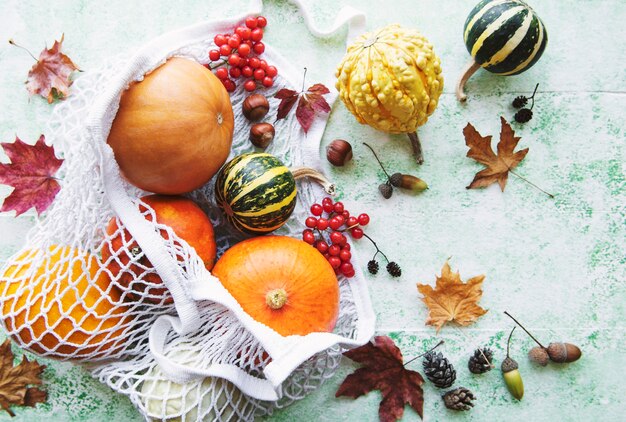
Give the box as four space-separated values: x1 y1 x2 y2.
464 116 529 191
23 34 79 103
417 261 487 332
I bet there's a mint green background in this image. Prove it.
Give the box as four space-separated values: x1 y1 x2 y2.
0 0 624 421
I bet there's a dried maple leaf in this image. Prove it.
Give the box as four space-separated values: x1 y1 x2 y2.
0 135 63 216
275 73 330 133
417 261 487 332
336 336 424 422
19 35 79 103
464 116 529 191
0 340 47 417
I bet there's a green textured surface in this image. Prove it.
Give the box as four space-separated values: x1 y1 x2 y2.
0 0 624 421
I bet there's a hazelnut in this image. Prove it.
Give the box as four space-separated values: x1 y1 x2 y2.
249 123 275 148
242 94 270 121
326 139 353 166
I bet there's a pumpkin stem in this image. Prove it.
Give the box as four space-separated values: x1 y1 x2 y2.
266 288 288 310
456 60 481 103
290 166 336 195
407 132 424 165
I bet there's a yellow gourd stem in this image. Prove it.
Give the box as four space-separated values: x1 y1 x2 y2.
407 132 424 165
290 167 336 195
266 288 288 310
456 60 482 103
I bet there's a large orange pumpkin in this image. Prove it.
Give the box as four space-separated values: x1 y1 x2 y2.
102 195 217 303
107 57 234 194
211 236 339 336
0 246 130 360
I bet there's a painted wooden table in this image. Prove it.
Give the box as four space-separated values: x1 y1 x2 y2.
0 0 624 420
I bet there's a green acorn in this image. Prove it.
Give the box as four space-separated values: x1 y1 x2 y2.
501 327 524 400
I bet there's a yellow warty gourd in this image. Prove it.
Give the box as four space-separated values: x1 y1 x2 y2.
336 24 444 163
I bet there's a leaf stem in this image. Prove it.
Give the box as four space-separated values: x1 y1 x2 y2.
404 340 445 367
9 39 38 62
508 169 554 198
506 326 516 358
302 67 307 93
504 311 546 349
363 142 392 180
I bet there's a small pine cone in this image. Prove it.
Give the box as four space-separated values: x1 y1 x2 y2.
514 108 533 123
386 262 401 277
442 387 475 411
423 351 456 388
389 172 403 187
367 259 379 275
512 95 528 108
378 183 393 199
468 348 494 374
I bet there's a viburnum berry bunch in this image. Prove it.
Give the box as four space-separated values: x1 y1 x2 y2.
207 15 278 93
302 197 370 278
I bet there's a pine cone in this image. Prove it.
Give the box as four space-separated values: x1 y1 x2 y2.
442 387 475 411
514 108 533 123
386 262 401 277
423 351 456 388
367 259 379 275
512 95 528 108
378 183 393 199
468 348 494 374
389 172 403 187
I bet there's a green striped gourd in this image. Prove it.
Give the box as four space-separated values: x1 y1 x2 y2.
456 0 548 102
215 152 334 235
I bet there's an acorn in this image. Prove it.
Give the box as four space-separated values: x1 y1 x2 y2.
326 139 353 166
501 327 524 400
249 123 275 148
242 93 270 121
390 173 428 192
504 312 582 364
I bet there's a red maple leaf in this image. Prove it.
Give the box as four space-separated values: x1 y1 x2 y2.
19 35 79 103
275 76 330 133
336 336 424 421
0 135 63 216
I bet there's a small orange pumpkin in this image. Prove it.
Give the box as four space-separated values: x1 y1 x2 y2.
107 57 234 194
211 236 339 336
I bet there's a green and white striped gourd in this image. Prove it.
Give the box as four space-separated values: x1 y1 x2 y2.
215 152 334 235
456 0 548 102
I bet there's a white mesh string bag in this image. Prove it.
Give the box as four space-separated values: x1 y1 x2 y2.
0 1 374 420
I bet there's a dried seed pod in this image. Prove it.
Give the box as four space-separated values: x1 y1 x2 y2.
378 183 393 199
242 94 270 121
528 346 549 366
326 139 353 166
249 123 275 148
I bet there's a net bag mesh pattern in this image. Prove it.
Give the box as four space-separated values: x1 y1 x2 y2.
0 10 374 422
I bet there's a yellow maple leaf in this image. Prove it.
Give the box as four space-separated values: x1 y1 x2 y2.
417 261 488 332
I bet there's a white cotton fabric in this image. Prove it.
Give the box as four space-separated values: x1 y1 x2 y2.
0 0 374 420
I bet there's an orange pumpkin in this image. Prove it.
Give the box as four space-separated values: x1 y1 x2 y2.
102 194 217 303
211 236 339 336
107 57 234 194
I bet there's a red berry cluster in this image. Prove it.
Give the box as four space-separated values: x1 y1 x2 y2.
208 15 278 93
302 197 370 278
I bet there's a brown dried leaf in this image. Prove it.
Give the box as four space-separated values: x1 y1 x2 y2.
24 34 79 103
464 116 529 191
0 340 47 416
417 261 488 332
336 336 424 421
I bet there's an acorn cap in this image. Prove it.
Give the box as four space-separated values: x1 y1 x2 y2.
501 356 518 372
528 347 549 366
